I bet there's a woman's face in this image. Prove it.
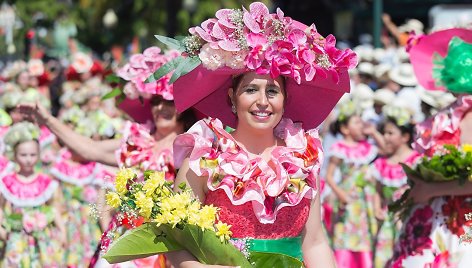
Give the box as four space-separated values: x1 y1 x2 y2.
342 115 366 141
15 140 39 173
17 72 30 88
383 121 409 155
151 98 181 135
230 73 285 132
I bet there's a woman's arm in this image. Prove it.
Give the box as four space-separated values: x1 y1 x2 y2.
19 101 120 166
302 176 336 268
0 196 7 240
373 181 385 221
408 177 472 203
325 156 350 205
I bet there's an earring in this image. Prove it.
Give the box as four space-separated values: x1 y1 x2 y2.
231 105 237 114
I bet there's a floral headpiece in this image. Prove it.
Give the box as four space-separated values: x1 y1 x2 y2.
152 2 357 85
3 122 41 153
337 99 361 122
115 47 179 100
383 105 412 127
432 37 472 94
0 109 12 127
59 106 86 125
1 90 23 109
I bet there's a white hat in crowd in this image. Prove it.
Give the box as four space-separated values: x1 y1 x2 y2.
358 62 375 76
389 63 418 87
398 19 424 34
373 88 396 105
352 83 374 110
374 63 392 79
416 85 456 109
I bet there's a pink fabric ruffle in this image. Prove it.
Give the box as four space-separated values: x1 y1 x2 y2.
328 140 377 165
372 151 421 187
173 117 322 224
39 125 56 147
116 121 174 180
334 250 372 268
0 172 58 207
414 95 472 156
50 149 98 186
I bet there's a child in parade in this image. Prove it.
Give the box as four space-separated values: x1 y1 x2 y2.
325 100 379 268
0 122 66 267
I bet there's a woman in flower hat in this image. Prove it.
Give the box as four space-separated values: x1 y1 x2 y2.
0 122 66 267
389 28 472 267
369 105 421 268
149 2 358 267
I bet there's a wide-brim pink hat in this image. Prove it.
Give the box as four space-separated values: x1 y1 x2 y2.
173 65 350 129
409 28 472 91
118 98 152 124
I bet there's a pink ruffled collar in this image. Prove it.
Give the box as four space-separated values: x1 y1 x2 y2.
372 151 421 187
50 149 98 186
0 172 58 207
414 95 472 156
174 117 323 224
328 140 377 165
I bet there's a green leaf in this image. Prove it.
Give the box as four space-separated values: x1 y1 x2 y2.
169 56 201 84
105 74 121 84
103 223 182 264
102 88 123 100
116 94 126 105
169 224 252 267
154 35 184 51
250 251 304 268
146 56 184 83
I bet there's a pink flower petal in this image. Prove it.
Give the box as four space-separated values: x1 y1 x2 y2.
216 9 236 29
211 22 234 40
195 26 214 43
143 46 161 59
249 2 270 19
276 8 284 20
218 40 240 51
304 65 316 81
288 29 307 46
246 33 268 47
243 11 262 33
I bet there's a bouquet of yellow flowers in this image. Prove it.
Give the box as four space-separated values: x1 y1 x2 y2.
390 144 472 218
103 169 303 267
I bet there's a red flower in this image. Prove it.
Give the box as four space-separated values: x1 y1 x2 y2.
441 196 472 237
397 206 434 257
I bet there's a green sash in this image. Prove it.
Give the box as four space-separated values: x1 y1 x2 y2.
246 236 303 261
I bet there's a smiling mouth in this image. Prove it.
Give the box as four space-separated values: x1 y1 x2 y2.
250 111 272 118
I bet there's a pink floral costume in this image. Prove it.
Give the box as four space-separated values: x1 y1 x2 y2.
116 121 175 181
50 148 102 268
370 151 421 268
327 140 378 268
390 95 472 267
0 169 65 267
173 118 323 260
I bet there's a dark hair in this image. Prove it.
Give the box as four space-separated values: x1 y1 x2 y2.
330 115 355 136
383 117 415 147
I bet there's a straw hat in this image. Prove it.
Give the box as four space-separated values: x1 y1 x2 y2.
388 63 418 87
358 62 374 76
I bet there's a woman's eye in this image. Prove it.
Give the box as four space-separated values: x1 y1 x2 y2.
267 88 279 96
245 87 257 93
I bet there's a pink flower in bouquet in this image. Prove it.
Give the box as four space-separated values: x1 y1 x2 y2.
27 59 45 76
123 83 139 99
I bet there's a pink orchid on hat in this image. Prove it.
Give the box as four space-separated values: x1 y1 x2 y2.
152 2 358 129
